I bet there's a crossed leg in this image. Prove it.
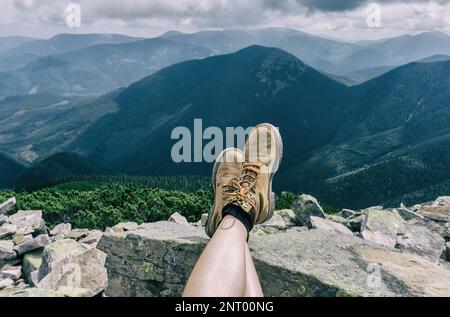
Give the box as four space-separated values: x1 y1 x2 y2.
182 215 263 297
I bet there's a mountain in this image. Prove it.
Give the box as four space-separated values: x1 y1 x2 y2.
13 153 97 190
0 93 115 163
345 66 395 84
0 38 213 96
0 153 26 188
339 32 450 74
69 46 348 176
279 60 450 208
0 33 143 72
417 54 450 63
161 28 357 74
0 36 35 52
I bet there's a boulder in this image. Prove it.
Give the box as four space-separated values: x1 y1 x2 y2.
23 249 43 286
0 197 16 214
200 213 208 227
111 222 138 232
361 209 404 248
310 216 353 236
0 215 8 225
396 208 425 221
0 240 16 261
275 209 296 227
1 265 21 281
291 194 325 228
12 234 33 246
37 239 107 296
65 229 90 240
0 223 17 239
0 278 14 290
49 223 72 236
339 209 361 219
9 210 45 236
418 206 450 222
13 234 51 256
260 213 286 231
326 214 348 225
396 223 446 263
446 242 450 262
168 212 189 225
408 218 450 240
79 230 103 247
432 197 450 207
98 221 450 297
0 287 93 297
347 215 364 232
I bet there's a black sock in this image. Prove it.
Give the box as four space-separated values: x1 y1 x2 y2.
222 204 254 234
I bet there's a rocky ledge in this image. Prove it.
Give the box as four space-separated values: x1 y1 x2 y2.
1 195 450 297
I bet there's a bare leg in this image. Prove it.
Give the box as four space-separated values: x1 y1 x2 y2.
183 216 248 297
244 245 264 297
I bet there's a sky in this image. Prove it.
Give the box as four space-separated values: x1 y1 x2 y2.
1 0 450 42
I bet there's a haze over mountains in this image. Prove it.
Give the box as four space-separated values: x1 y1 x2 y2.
1 28 450 208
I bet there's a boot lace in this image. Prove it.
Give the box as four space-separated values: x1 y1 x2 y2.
223 163 261 210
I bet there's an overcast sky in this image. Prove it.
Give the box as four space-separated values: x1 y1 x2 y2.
1 0 450 41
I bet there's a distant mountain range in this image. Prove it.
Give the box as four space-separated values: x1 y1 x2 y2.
1 29 450 97
2 45 449 208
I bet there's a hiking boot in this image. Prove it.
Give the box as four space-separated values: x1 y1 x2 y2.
242 123 283 225
205 148 244 238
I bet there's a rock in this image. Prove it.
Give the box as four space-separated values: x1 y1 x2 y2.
200 213 208 227
65 229 90 240
260 213 286 230
396 223 446 263
432 196 450 207
0 287 90 297
12 234 33 246
9 210 45 236
446 242 450 262
56 286 94 297
408 218 450 240
310 216 353 236
111 222 138 232
396 208 425 221
361 209 404 248
347 215 363 232
13 234 51 256
339 209 361 219
326 214 348 225
0 240 16 261
37 245 107 296
0 197 16 214
0 223 17 239
0 215 8 225
275 209 296 227
418 206 450 222
1 265 21 281
23 249 43 286
97 221 450 297
291 194 325 228
50 223 71 236
79 230 103 247
0 278 14 290
168 212 189 225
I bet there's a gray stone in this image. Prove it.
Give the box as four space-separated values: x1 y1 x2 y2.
1 265 21 281
50 223 72 236
14 234 51 256
396 223 446 263
37 241 107 296
9 210 45 236
168 212 189 225
23 249 43 285
446 242 450 262
418 206 450 222
0 197 16 214
0 215 8 225
347 215 363 232
112 222 138 232
0 278 14 290
79 230 103 247
12 234 33 246
326 214 348 225
291 194 325 228
0 287 92 297
65 229 90 240
339 209 361 219
260 213 286 230
0 240 16 261
310 216 353 236
97 221 450 297
408 218 450 240
0 223 17 239
396 208 425 221
275 209 296 227
432 196 450 207
361 209 404 248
